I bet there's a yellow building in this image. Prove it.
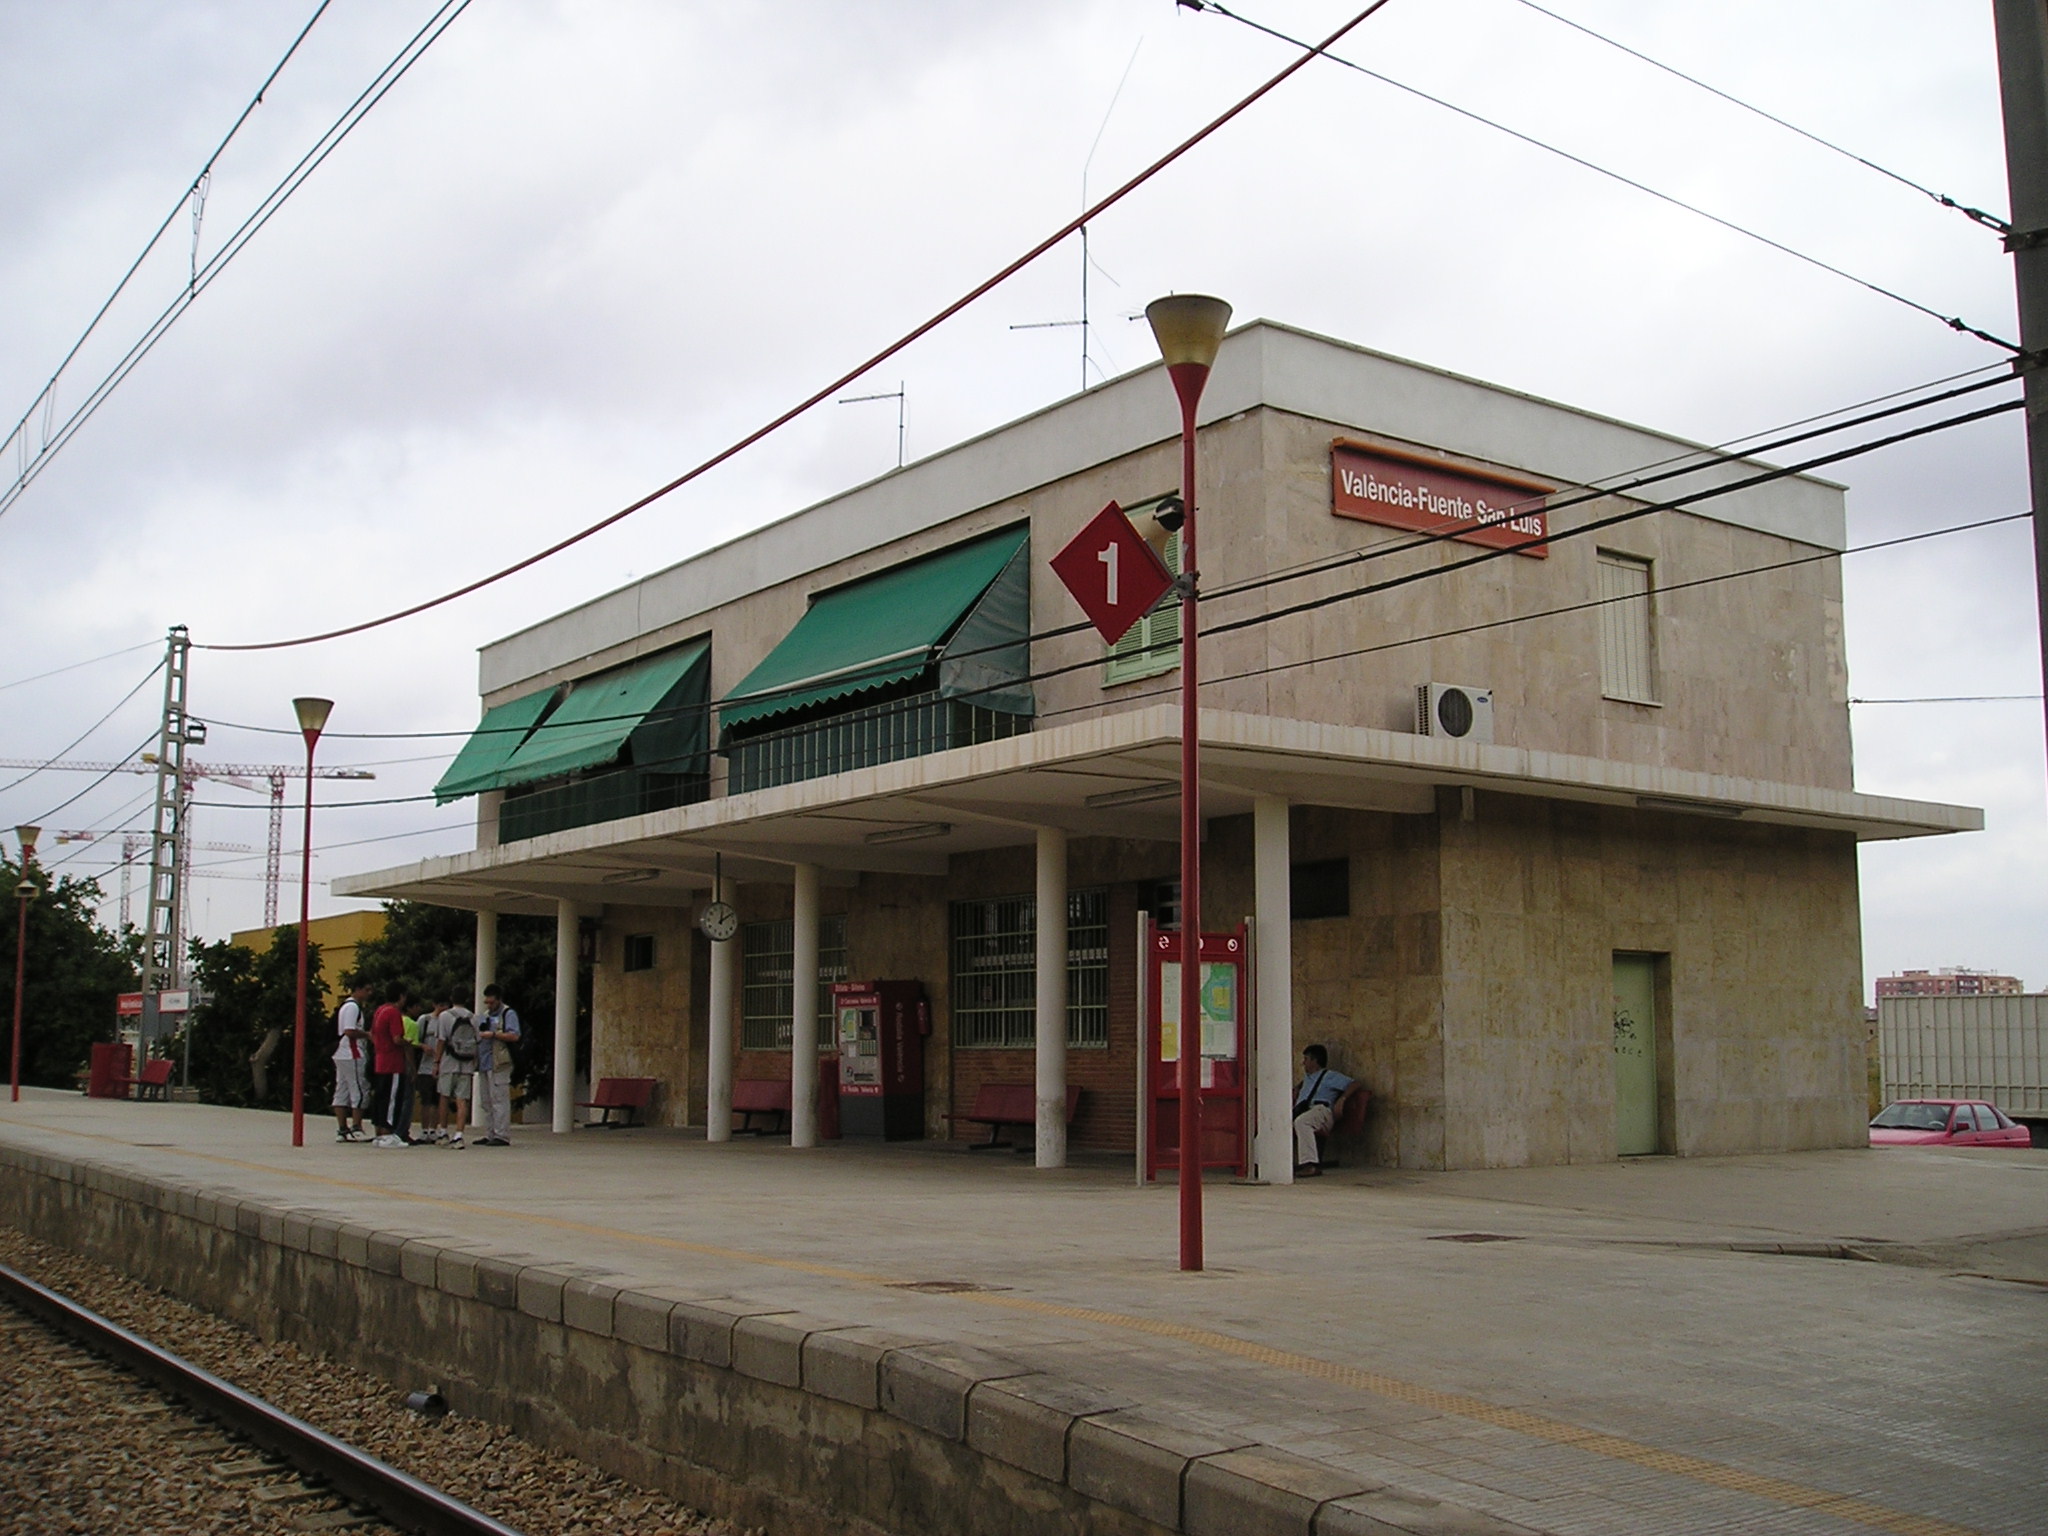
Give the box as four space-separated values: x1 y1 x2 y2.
229 910 386 1003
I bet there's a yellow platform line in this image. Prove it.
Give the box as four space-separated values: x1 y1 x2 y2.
1 1120 1981 1536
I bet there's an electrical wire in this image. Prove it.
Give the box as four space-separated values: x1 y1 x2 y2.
0 2 335 497
0 0 475 522
0 659 165 796
195 0 1400 654
1505 0 2011 235
0 639 159 695
1182 0 2018 352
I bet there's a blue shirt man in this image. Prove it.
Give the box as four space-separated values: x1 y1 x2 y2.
1293 1043 1357 1176
474 985 522 1146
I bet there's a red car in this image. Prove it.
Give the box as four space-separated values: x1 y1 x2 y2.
1869 1099 2033 1148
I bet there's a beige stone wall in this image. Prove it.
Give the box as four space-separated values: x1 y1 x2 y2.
590 904 700 1127
1436 793 1867 1170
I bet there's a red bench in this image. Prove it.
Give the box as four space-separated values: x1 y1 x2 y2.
1314 1085 1370 1168
731 1078 791 1135
108 1058 175 1101
576 1076 658 1128
945 1082 1082 1150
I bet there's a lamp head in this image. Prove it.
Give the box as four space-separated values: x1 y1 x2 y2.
14 879 35 903
292 697 334 744
1145 294 1232 371
14 825 39 863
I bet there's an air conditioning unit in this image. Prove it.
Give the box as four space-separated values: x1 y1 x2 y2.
1416 683 1494 744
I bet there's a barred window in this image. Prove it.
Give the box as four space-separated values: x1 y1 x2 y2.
740 914 847 1049
950 889 1109 1049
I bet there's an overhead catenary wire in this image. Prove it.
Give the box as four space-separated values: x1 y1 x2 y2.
195 0 1401 654
194 498 2036 818
0 1 335 496
0 659 165 796
0 0 475 522
1505 0 2012 235
184 399 2030 822
1039 511 2036 718
1181 0 2019 352
189 367 2028 746
0 640 159 695
26 732 162 828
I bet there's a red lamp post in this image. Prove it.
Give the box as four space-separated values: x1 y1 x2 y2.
1145 294 1232 1273
11 823 40 1103
289 698 332 1147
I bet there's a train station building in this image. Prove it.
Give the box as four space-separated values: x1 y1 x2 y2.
334 320 1979 1177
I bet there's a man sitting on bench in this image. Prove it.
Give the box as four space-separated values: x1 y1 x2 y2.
1293 1043 1358 1178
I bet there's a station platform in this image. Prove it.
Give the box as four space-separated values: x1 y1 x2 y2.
1 1089 2041 1536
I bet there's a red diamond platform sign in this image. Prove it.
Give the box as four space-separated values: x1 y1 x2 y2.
1051 501 1175 646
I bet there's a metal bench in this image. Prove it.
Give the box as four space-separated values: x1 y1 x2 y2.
108 1058 175 1101
575 1076 658 1127
945 1082 1082 1150
731 1078 791 1135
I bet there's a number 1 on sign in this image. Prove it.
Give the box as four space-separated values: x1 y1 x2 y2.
1098 541 1117 606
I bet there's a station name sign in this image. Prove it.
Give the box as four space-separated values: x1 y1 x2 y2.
1331 441 1549 558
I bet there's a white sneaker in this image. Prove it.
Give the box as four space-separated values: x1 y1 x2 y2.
446 1133 464 1148
373 1133 405 1148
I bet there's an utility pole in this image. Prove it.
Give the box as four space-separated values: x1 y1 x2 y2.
1993 0 2048 780
138 626 199 1051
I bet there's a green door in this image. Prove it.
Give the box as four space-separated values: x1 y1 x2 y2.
1611 954 1660 1156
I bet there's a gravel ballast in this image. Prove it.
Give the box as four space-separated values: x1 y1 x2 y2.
0 1223 760 1536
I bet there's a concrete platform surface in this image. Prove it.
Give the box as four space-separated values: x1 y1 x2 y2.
3 1090 2043 1536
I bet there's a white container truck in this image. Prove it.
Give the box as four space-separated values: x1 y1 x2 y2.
1878 994 2047 1141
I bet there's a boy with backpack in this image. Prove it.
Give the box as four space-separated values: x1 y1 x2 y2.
435 989 477 1149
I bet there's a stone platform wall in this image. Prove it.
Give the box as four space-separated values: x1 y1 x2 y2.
0 1143 1486 1536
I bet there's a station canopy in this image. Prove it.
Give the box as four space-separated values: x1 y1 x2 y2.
718 525 1031 733
433 639 710 802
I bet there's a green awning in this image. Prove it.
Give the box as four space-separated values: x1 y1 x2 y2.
721 526 1030 732
433 688 559 803
497 639 710 789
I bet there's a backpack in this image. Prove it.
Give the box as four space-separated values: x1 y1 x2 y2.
447 1015 479 1064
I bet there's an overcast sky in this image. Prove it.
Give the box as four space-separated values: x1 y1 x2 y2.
0 0 2037 998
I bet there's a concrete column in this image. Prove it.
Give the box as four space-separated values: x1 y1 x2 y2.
1253 795 1294 1184
474 908 497 1013
790 863 820 1148
553 900 579 1135
706 874 736 1142
1034 827 1069 1169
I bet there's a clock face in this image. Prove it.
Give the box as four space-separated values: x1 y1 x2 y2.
699 901 739 942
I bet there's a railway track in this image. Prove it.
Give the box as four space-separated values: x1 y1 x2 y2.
0 1260 523 1536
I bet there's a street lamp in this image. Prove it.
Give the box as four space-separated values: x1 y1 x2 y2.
1145 293 1231 1273
11 823 40 1103
289 698 332 1148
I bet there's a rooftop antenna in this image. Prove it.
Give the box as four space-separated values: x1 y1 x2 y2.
837 381 906 469
1010 38 1143 392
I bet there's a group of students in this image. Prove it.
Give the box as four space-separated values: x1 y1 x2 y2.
330 981 522 1148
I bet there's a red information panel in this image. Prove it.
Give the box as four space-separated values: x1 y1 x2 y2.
1331 441 1549 557
1144 921 1247 1179
1051 500 1176 645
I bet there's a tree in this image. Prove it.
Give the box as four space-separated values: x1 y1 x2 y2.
0 860 136 1088
176 927 321 1112
343 901 577 1105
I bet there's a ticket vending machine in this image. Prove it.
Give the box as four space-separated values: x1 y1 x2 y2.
833 980 929 1140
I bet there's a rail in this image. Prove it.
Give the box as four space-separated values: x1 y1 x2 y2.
0 1259 526 1536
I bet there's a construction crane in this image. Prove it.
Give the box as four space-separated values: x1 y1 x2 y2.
0 755 374 931
53 831 253 929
